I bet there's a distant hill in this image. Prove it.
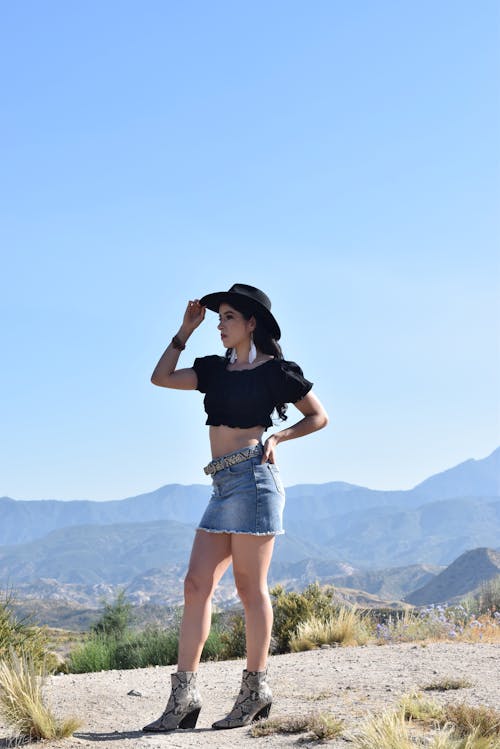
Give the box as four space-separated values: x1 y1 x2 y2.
0 495 498 588
405 548 500 605
9 548 497 628
0 485 210 546
0 520 324 586
1 447 498 547
1 447 499 614
319 496 500 566
410 448 500 501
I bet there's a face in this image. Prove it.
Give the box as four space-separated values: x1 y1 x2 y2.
217 303 255 349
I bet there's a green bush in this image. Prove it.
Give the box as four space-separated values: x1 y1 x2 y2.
0 593 48 668
68 626 180 673
270 583 337 654
115 628 180 670
68 611 230 673
201 628 224 661
68 583 353 671
220 611 246 660
91 589 133 639
67 634 116 673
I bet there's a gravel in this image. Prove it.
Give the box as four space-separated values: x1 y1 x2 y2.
0 642 498 747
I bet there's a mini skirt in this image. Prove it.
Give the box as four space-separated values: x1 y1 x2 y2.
197 444 285 536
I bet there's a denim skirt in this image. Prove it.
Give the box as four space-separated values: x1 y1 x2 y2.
197 446 285 536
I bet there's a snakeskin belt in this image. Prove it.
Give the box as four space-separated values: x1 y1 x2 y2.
203 444 262 476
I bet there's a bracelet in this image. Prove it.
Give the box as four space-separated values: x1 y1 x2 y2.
171 334 186 351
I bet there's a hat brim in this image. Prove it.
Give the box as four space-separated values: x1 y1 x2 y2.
200 291 281 340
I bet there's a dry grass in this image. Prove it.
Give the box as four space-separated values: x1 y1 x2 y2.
250 712 344 741
349 705 500 749
290 607 371 651
0 650 81 741
0 595 48 667
423 678 473 691
348 708 416 749
458 616 500 644
442 704 500 738
399 694 500 738
376 609 500 646
399 691 444 723
302 690 333 701
427 727 500 748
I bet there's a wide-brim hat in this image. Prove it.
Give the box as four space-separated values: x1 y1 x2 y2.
200 283 281 340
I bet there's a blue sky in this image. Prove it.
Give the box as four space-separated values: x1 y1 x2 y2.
1 1 499 500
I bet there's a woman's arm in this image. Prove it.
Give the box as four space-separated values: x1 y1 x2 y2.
262 391 328 463
151 300 205 389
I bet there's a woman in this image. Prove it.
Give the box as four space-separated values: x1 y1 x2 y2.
143 283 328 732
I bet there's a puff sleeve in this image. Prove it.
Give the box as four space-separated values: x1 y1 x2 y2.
272 360 313 404
192 355 221 393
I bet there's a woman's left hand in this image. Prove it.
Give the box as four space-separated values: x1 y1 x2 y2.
262 435 279 464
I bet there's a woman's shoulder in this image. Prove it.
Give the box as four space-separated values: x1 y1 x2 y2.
268 358 305 374
267 358 313 401
192 354 226 377
194 354 226 366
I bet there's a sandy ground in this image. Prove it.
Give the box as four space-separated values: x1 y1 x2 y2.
0 642 499 747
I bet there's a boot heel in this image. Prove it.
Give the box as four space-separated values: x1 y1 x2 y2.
142 671 202 732
179 707 201 729
212 669 273 730
253 703 271 722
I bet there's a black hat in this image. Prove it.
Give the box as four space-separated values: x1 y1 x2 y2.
200 283 281 340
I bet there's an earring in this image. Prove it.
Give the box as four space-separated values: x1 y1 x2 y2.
249 335 257 364
230 348 237 364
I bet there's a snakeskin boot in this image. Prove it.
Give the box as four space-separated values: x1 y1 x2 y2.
212 669 272 730
142 671 202 732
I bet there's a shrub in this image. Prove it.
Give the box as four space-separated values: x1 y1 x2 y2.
129 627 179 668
114 628 180 670
68 612 228 673
219 611 246 660
0 650 80 740
472 577 500 616
68 634 116 673
91 589 133 639
373 604 500 644
250 712 344 740
201 624 225 662
68 627 180 673
0 593 48 668
270 583 337 653
423 677 473 691
291 607 372 651
442 704 500 738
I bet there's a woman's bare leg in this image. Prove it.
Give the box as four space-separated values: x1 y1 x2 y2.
231 534 275 671
177 530 232 671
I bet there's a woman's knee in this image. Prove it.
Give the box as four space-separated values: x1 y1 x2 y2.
234 576 269 607
183 571 213 601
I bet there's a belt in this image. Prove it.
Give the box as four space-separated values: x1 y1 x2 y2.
203 445 262 476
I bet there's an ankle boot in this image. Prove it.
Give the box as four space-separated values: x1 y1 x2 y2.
142 671 202 732
212 668 272 730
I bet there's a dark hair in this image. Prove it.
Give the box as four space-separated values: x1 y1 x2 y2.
222 300 288 422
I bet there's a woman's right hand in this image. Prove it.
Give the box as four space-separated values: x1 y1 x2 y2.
182 299 206 333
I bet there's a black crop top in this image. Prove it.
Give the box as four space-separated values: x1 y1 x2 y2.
192 355 313 430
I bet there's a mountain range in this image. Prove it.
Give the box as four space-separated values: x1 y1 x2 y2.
1 447 499 612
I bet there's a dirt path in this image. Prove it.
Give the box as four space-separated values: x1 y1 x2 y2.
1 642 498 747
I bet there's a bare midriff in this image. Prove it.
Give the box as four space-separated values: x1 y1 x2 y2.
209 424 266 459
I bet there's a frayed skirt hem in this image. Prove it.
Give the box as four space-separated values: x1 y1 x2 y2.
196 526 285 537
